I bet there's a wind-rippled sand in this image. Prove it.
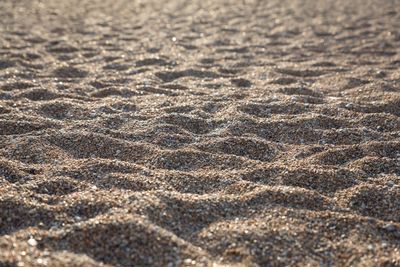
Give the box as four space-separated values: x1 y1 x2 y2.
0 0 399 266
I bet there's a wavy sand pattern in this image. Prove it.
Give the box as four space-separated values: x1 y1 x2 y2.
0 0 400 266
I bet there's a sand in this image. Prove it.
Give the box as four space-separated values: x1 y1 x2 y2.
0 0 399 266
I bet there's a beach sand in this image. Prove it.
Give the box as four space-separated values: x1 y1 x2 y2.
0 0 399 266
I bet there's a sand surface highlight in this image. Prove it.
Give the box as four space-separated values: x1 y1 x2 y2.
0 0 400 266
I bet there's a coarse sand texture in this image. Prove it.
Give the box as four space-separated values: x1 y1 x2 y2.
0 0 400 266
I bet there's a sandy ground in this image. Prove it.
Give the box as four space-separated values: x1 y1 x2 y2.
0 0 400 266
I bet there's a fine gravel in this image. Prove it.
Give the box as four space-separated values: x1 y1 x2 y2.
0 0 400 266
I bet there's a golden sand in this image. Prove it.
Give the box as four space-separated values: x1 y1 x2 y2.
0 0 399 266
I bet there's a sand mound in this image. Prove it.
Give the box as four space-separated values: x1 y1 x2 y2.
1 0 400 266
